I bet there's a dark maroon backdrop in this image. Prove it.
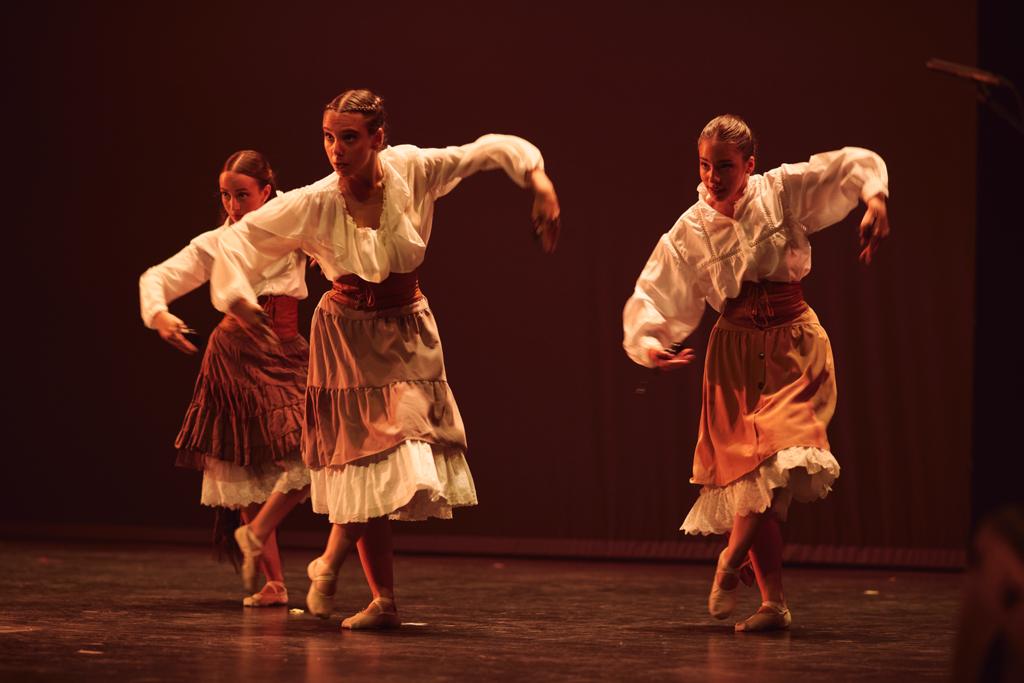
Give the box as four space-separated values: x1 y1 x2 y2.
5 1 979 562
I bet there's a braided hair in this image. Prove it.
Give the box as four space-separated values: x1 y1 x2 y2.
325 89 388 147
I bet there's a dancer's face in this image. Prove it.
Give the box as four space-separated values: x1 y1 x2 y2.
698 139 755 207
323 110 383 180
219 171 271 223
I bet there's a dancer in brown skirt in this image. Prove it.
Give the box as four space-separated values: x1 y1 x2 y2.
623 115 890 631
140 150 311 607
208 89 561 629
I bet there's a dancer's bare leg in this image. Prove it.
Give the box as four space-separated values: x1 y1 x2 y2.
717 511 764 590
241 504 283 583
341 516 400 629
312 522 366 597
356 517 395 601
246 485 310 543
748 512 785 605
735 506 791 632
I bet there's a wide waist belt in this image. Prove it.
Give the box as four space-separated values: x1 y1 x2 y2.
331 271 423 310
256 294 300 340
721 281 808 329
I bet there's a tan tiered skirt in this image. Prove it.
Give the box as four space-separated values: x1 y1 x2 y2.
304 287 477 524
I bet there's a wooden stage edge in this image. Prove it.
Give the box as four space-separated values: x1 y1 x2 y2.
0 522 966 571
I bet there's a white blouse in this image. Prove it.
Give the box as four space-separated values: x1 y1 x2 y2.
139 219 307 328
209 134 544 312
623 147 888 367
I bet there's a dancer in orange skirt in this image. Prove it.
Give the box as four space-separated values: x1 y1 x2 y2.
623 115 890 631
140 150 311 607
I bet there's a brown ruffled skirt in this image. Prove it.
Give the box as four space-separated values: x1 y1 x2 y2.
175 297 309 473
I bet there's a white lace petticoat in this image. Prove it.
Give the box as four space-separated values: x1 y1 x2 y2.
310 440 478 524
680 446 840 535
200 457 311 509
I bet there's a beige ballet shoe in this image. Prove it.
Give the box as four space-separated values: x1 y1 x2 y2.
708 549 755 620
306 557 337 619
341 597 400 630
233 524 264 594
734 601 792 632
243 581 288 608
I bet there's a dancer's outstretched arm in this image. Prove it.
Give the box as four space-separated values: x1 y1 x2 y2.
774 147 891 263
139 229 223 354
411 134 561 251
623 233 706 371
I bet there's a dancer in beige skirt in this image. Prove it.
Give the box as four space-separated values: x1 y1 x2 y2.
623 115 890 632
209 89 561 629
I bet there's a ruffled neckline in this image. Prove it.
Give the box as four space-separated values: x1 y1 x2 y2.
323 152 426 283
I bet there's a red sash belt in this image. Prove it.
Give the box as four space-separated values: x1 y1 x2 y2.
721 281 808 329
331 271 423 311
256 294 299 340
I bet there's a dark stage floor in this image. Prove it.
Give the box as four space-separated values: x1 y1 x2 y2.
0 540 961 681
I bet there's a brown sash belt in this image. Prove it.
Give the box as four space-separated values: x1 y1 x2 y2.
721 281 808 329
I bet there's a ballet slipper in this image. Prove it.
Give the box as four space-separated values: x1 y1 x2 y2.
734 601 792 632
708 548 755 620
341 597 400 630
243 581 288 608
306 557 337 619
233 524 263 594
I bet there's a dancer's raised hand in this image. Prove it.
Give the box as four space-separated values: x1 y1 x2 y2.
858 194 890 265
529 169 561 253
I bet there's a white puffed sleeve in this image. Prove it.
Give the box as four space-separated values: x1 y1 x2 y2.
623 235 707 368
778 147 889 234
413 134 544 197
139 229 219 328
209 192 311 313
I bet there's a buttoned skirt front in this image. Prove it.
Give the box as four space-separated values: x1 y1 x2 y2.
682 300 840 535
